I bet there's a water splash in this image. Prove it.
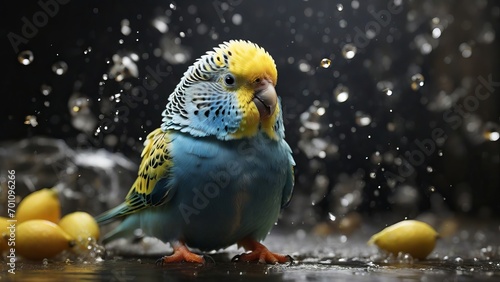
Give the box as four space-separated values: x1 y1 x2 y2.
159 34 191 65
68 93 97 134
109 53 139 81
24 115 38 127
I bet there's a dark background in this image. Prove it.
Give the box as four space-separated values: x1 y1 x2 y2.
1 0 499 223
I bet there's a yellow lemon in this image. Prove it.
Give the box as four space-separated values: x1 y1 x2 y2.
16 188 61 223
1 217 11 252
59 212 100 241
16 219 74 260
368 220 438 259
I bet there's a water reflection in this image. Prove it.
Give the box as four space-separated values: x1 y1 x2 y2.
13 257 286 282
9 255 500 282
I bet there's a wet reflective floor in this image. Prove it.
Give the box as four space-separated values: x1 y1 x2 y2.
7 256 500 282
4 222 500 282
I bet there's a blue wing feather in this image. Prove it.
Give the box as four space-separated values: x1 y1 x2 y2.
281 140 295 208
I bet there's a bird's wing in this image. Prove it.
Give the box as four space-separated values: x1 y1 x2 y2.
95 128 175 223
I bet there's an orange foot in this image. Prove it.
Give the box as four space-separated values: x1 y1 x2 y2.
157 243 205 264
232 238 293 264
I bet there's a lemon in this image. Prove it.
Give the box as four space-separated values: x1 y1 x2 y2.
17 219 74 260
59 212 100 241
368 220 438 259
1 217 11 252
16 188 61 223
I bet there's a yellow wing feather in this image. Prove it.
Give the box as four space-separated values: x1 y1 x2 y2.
124 128 173 211
94 128 173 222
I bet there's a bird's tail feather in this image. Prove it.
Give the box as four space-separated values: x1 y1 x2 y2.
95 203 129 224
101 214 140 244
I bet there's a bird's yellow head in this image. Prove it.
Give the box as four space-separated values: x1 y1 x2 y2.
212 40 279 139
163 40 282 141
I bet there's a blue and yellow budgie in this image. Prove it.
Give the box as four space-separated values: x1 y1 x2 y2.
96 40 295 264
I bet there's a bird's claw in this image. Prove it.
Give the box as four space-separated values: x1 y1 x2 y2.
156 244 205 265
155 257 166 266
285 255 294 265
203 254 215 264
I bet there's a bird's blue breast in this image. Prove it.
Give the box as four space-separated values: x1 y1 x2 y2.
147 131 292 251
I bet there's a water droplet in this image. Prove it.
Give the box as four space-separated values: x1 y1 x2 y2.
484 131 499 141
483 123 500 141
18 50 34 65
232 13 242 25
24 115 38 127
341 44 357 59
411 73 425 91
196 23 208 35
427 166 433 172
459 42 472 58
383 88 393 96
338 19 347 28
304 7 313 17
478 24 495 44
371 151 382 164
334 85 349 103
355 111 372 127
298 60 311 72
69 95 90 114
336 4 344 11
328 212 336 221
52 61 68 75
377 81 394 95
121 19 131 36
432 27 442 39
369 172 376 179
415 34 433 55
40 84 52 96
387 122 396 131
111 93 121 103
320 58 331 68
152 16 169 33
295 229 307 240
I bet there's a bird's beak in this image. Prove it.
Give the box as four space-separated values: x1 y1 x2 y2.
253 79 277 120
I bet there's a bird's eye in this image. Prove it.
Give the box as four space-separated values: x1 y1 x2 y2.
224 74 235 86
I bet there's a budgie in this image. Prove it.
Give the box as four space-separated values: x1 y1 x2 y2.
96 40 295 264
